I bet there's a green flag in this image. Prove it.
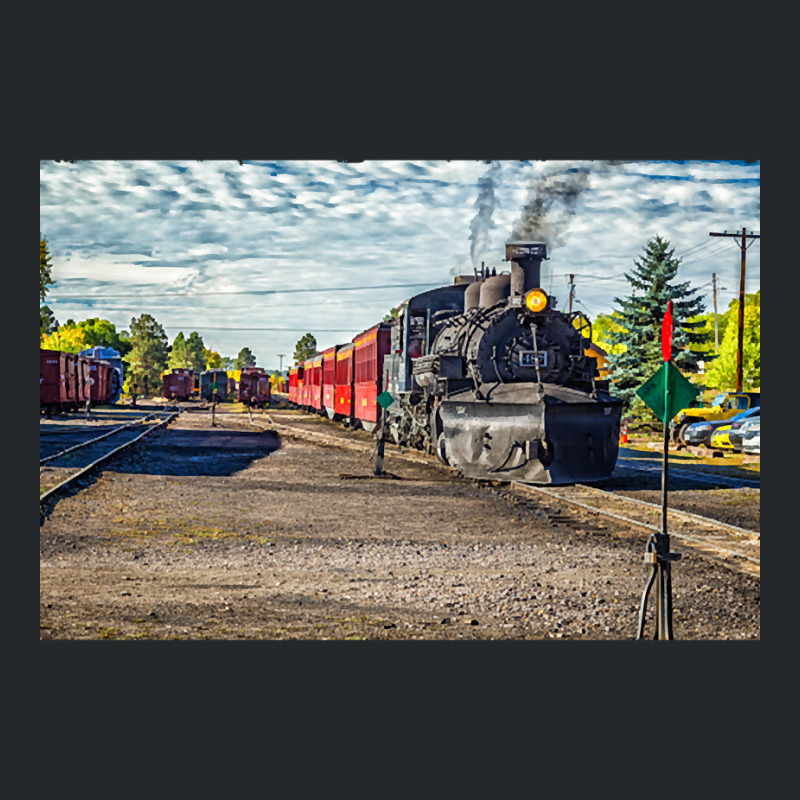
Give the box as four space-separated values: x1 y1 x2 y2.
376 391 395 409
636 361 698 423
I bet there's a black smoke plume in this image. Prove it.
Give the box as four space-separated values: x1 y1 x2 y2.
510 161 607 249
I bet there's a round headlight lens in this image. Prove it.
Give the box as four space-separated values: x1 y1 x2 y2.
525 289 548 313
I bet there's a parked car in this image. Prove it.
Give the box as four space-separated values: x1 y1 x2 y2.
710 407 761 451
742 433 760 455
740 419 760 455
683 407 760 449
729 413 761 453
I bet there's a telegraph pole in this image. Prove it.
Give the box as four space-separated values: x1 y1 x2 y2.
709 227 760 392
712 273 719 352
278 354 286 372
568 274 575 313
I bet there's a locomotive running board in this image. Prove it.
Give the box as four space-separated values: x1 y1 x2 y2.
438 383 622 486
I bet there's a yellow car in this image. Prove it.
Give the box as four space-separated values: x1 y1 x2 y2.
710 424 734 450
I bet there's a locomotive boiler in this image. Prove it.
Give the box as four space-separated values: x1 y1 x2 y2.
382 242 622 485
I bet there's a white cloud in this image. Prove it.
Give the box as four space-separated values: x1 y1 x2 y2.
40 159 760 367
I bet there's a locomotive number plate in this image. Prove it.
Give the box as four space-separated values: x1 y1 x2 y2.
519 351 547 367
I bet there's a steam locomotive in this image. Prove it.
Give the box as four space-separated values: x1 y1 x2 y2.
294 242 622 485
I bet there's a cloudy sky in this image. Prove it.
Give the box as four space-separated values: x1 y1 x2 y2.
39 160 760 371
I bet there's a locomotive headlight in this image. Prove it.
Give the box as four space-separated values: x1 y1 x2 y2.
524 289 548 313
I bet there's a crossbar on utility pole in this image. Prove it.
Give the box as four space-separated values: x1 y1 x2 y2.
709 228 760 392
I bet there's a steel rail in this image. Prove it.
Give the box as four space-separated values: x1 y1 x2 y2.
39 412 178 504
39 414 158 465
248 414 759 568
509 482 760 566
616 457 760 489
574 483 760 538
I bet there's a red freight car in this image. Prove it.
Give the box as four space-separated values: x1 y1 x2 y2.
86 358 112 405
321 346 338 419
334 343 355 423
40 349 69 415
162 368 194 401
238 367 271 408
352 323 392 432
288 365 303 405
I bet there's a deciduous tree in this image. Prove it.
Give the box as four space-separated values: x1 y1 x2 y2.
704 292 760 390
77 318 130 356
40 323 86 353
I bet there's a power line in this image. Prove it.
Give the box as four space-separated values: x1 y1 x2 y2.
50 281 445 301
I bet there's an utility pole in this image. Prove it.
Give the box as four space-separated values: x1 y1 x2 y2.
278 353 286 372
709 227 760 392
712 273 719 352
568 274 575 313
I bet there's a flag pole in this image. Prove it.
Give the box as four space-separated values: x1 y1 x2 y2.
636 300 682 640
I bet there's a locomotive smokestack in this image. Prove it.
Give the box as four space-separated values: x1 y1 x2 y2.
505 242 548 296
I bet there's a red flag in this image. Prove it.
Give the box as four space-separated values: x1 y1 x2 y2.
661 300 674 362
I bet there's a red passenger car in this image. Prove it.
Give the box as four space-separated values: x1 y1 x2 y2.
334 343 355 423
288 365 303 405
162 368 194 401
304 354 324 413
238 367 271 407
322 346 338 419
353 323 392 431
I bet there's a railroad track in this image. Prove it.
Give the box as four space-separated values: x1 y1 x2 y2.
616 456 760 490
39 410 180 503
256 412 760 577
507 482 760 577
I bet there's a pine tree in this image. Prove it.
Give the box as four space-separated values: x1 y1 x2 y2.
605 235 711 415
293 333 318 364
40 234 54 303
186 332 207 372
235 347 257 369
167 332 192 369
125 314 170 397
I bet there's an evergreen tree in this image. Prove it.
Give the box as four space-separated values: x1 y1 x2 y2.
293 333 318 364
40 234 54 303
167 332 192 369
235 347 257 369
186 332 207 372
125 314 170 397
40 305 58 336
605 235 711 415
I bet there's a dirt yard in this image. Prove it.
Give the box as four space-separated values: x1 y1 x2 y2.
39 405 760 640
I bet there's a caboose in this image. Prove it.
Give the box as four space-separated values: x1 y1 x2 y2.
237 367 271 408
162 368 194 401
